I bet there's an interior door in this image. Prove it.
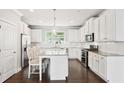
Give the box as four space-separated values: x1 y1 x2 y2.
0 21 17 82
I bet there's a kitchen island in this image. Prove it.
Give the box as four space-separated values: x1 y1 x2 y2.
39 48 68 80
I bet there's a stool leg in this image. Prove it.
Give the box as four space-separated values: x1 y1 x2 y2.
28 64 31 78
39 58 42 81
39 64 42 81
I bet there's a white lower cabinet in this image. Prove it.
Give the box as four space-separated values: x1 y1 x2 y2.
88 51 124 83
92 53 99 74
88 52 93 69
50 56 68 80
68 48 81 61
77 49 81 61
106 57 124 83
99 55 107 80
88 52 107 81
68 48 76 59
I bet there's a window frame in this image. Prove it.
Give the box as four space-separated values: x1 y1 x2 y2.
44 31 65 45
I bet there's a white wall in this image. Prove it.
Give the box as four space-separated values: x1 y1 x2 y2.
0 9 21 25
99 42 124 55
30 28 81 48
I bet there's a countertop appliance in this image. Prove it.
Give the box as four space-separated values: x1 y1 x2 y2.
85 33 94 42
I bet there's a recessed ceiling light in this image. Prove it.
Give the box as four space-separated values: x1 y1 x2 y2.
29 9 34 12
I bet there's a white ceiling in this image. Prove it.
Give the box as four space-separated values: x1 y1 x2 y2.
18 9 103 26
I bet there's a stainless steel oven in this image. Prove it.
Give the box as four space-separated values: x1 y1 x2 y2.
81 49 88 68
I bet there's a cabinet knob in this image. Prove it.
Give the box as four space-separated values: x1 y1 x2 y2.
13 51 16 53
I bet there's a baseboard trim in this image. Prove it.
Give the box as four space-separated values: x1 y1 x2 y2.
16 67 22 73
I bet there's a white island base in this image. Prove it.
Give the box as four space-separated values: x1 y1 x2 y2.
49 55 68 80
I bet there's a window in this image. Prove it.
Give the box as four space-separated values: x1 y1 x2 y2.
45 31 65 44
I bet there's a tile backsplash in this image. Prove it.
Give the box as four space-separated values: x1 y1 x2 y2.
98 42 124 54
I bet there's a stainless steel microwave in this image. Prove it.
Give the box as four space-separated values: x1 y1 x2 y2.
85 33 94 42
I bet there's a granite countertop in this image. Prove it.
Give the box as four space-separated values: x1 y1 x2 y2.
88 50 124 56
39 49 68 56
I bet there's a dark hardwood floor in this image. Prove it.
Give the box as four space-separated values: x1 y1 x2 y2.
4 59 105 83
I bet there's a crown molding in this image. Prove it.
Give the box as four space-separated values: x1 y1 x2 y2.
13 9 23 17
29 25 81 29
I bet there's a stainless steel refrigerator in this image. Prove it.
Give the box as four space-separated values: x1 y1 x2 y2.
21 34 31 69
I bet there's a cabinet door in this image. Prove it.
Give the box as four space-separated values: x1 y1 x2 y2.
116 10 124 41
88 18 95 34
99 14 107 41
77 49 81 61
68 30 80 42
88 52 93 69
99 55 106 79
31 30 42 42
85 22 89 34
68 48 75 58
105 10 116 41
94 18 99 41
81 27 85 42
92 53 99 73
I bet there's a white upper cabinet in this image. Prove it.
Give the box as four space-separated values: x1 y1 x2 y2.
98 9 124 41
68 29 80 42
80 26 86 42
105 10 116 41
84 21 89 34
88 17 95 34
99 13 107 41
80 17 95 42
94 18 99 42
31 29 43 42
115 10 124 41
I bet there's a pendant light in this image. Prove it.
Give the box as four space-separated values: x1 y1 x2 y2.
53 9 56 35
